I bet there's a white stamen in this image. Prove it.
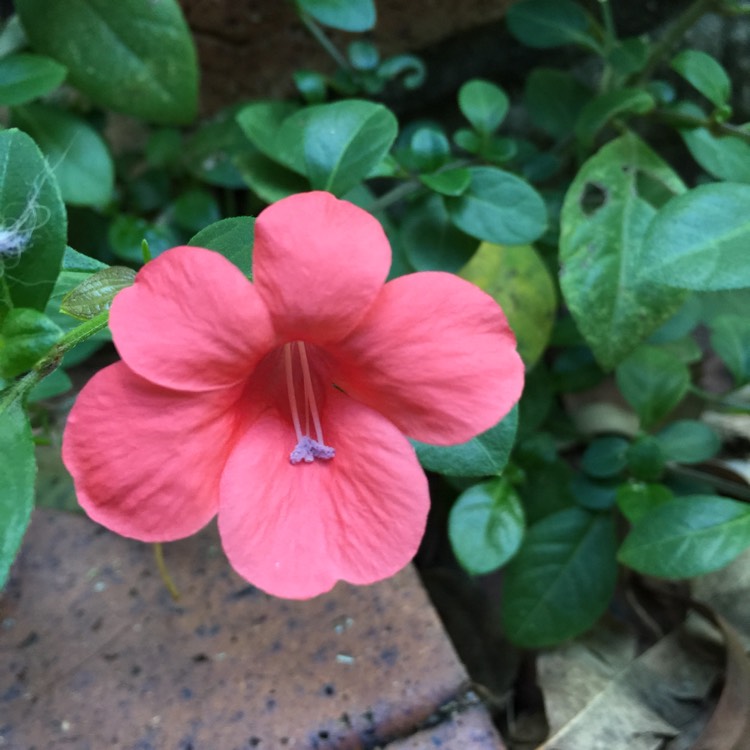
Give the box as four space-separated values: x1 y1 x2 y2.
297 341 325 445
284 343 303 441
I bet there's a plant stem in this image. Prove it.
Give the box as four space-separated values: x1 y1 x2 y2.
688 384 750 412
668 464 750 501
653 108 750 143
365 180 423 214
0 309 109 415
154 543 180 601
637 0 718 83
299 12 352 72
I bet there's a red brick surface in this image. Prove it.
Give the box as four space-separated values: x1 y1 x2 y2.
0 510 504 749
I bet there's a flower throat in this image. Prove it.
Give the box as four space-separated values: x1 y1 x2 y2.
284 341 335 465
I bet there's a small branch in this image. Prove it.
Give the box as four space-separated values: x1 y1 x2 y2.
365 180 422 214
154 543 181 601
654 109 750 143
299 11 351 72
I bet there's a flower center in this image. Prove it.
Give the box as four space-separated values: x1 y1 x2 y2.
284 341 335 465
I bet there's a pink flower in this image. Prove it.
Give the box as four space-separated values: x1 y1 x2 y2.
62 192 523 599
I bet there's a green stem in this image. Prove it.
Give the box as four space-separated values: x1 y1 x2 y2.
688 384 750 412
154 543 180 601
299 12 352 72
365 180 423 214
668 464 750 501
0 309 109 415
636 0 717 83
653 108 750 143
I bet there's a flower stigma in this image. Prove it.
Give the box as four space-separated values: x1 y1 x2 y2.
284 341 335 465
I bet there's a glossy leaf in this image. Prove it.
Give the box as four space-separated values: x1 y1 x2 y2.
506 0 597 51
235 101 301 165
655 420 721 464
419 168 472 197
559 133 686 369
61 266 136 320
710 314 750 384
0 129 66 312
16 0 198 124
581 436 629 479
295 0 375 32
524 67 591 139
445 166 547 245
449 478 525 575
14 103 114 208
189 217 255 277
0 399 36 588
618 496 750 578
414 406 518 477
0 307 61 378
641 183 750 290
671 49 731 107
502 507 617 647
459 242 556 367
458 79 509 135
615 345 690 429
616 481 674 524
236 150 310 204
0 53 66 106
409 126 451 173
575 89 656 146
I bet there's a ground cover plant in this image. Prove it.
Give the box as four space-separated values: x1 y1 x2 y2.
1 0 750 744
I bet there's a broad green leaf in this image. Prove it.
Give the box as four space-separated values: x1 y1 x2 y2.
524 68 592 139
170 189 221 234
575 89 656 146
615 344 690 429
401 194 477 273
502 507 617 647
409 127 451 173
0 307 61 378
0 129 66 312
445 166 547 245
618 495 750 578
16 0 198 124
0 15 28 58
189 217 254 277
459 241 557 367
449 478 525 575
616 481 674 523
458 79 509 135
14 103 114 208
60 266 136 320
506 0 598 51
680 126 750 183
236 150 310 204
0 399 36 588
710 314 750 384
414 406 518 477
571 474 618 511
295 0 376 32
641 183 750 290
671 49 731 107
0 53 66 106
559 133 686 369
608 37 650 77
235 101 301 165
279 100 398 196
419 168 472 197
581 436 629 479
655 420 721 464
626 435 666 482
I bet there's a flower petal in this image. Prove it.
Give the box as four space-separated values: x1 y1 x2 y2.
335 272 524 445
252 192 391 343
62 363 242 541
217 391 429 599
110 246 275 392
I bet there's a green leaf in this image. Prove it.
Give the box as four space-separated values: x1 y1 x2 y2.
400 194 477 273
0 308 61 379
280 100 398 195
445 166 547 245
615 344 690 429
295 0 376 32
616 481 674 523
458 79 509 135
414 406 518 477
626 435 666 482
0 15 28 58
506 0 597 51
671 49 731 107
575 88 656 146
236 150 310 204
14 103 114 208
641 182 750 290
60 266 136 320
449 478 525 575
524 68 592 139
409 126 451 173
108 216 180 264
236 101 301 164
189 217 255 277
571 474 618 511
655 420 721 464
28 366 72 402
608 37 650 77
0 129 66 312
459 242 557 367
15 0 198 124
710 314 750 384
0 53 66 106
0 399 36 588
169 188 221 235
680 126 750 183
559 133 687 369
581 436 630 479
419 167 472 197
502 507 617 647
618 495 750 578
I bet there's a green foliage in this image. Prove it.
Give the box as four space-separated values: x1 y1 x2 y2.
189 218 255 277
458 79 510 135
449 478 525 575
524 68 591 139
0 400 36 588
0 53 66 106
295 0 376 32
16 0 198 124
671 49 731 108
60 266 136 320
506 0 598 51
0 307 62 378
